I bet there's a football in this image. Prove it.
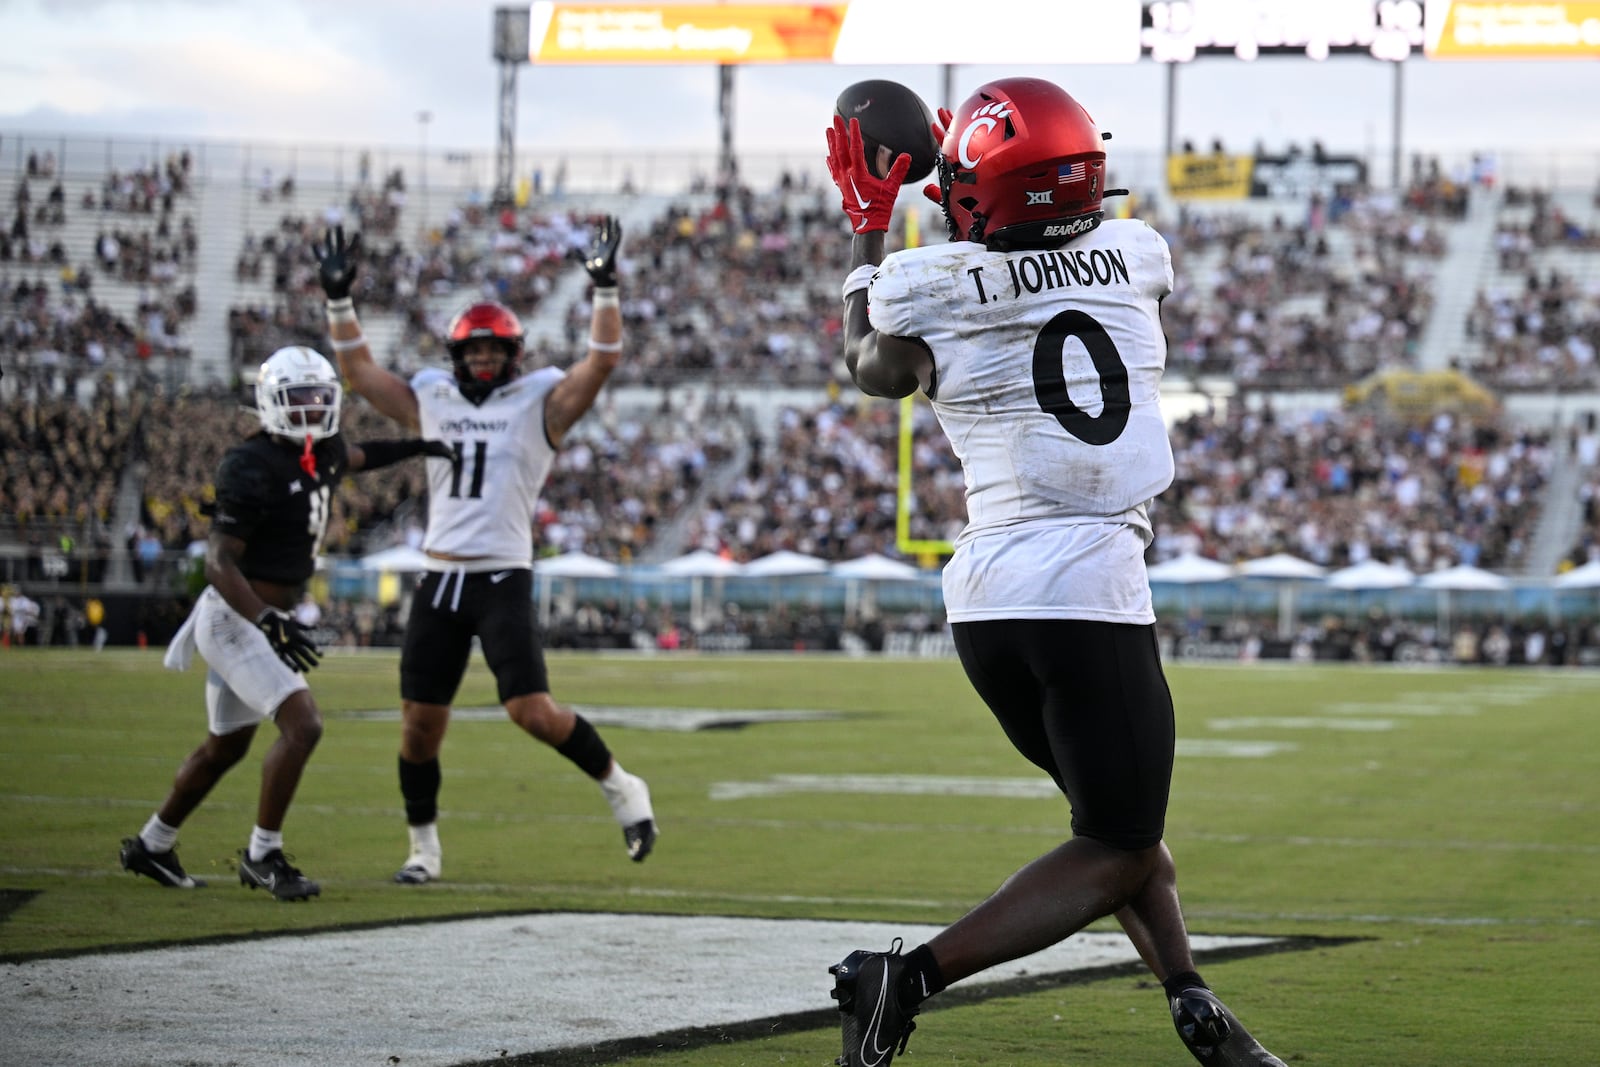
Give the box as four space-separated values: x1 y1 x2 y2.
833 79 940 183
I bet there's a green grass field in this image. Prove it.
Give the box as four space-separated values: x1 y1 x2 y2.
2 649 1597 1065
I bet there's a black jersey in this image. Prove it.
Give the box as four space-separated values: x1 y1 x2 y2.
211 432 350 585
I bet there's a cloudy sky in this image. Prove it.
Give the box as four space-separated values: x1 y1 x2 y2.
1 0 1594 171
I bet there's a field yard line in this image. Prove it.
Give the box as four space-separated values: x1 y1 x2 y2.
0 914 1281 1067
6 792 1598 852
1206 717 1397 730
1318 702 1481 715
1189 907 1599 928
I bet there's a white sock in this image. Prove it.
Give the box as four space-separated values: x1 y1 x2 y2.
248 826 283 862
141 815 179 853
599 762 630 796
408 822 441 856
600 764 653 824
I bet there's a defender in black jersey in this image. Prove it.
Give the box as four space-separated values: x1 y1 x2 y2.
121 346 453 901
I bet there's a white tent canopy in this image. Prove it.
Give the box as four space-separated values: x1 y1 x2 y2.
358 544 431 573
831 553 921 624
1326 559 1415 590
1237 553 1325 639
1146 552 1234 584
1553 560 1600 589
656 549 742 631
1417 564 1510 592
537 551 621 579
830 554 920 581
658 549 744 577
741 550 830 578
535 552 620 627
1237 553 1326 580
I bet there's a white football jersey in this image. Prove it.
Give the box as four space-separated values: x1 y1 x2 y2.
868 219 1176 623
410 366 564 569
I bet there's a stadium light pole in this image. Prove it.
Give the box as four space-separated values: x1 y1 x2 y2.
417 110 433 231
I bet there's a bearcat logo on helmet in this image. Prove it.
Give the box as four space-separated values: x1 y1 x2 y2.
1042 217 1100 238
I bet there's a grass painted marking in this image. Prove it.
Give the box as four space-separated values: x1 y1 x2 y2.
1208 717 1397 731
340 705 840 730
0 913 1301 1067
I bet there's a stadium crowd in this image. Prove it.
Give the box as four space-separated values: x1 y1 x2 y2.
2 151 1597 664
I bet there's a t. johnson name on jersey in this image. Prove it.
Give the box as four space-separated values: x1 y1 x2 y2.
966 246 1131 305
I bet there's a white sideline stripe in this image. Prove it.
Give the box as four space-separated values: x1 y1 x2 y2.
5 865 1596 926
1320 702 1480 716
340 705 843 730
707 757 1299 801
1207 717 1397 731
0 914 1280 1067
8 792 1599 853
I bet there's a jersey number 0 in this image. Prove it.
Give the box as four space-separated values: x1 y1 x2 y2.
1031 308 1130 446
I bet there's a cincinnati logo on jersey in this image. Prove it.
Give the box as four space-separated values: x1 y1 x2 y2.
438 417 511 435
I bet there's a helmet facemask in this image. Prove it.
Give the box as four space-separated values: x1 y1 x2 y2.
445 302 524 405
255 347 342 442
449 339 521 404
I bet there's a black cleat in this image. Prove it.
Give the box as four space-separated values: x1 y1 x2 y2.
119 836 205 888
829 938 918 1067
1171 986 1287 1066
623 818 657 863
238 849 321 901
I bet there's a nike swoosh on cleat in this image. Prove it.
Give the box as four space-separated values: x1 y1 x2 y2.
148 859 188 885
859 958 896 1067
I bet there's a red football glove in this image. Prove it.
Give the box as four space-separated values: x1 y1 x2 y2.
825 115 911 234
923 107 955 206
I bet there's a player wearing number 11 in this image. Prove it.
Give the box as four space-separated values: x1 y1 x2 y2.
825 78 1285 1066
312 217 657 885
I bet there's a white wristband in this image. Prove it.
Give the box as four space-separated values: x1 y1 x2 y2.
592 287 620 309
326 298 356 325
588 338 623 353
329 334 367 352
842 264 878 302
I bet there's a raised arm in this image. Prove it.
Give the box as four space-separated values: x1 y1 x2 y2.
545 214 623 445
313 226 421 430
825 116 933 400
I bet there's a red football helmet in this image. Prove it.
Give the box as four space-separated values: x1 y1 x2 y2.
935 77 1109 250
445 301 524 403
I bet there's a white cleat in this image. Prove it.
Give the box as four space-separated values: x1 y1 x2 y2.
393 850 441 885
602 769 657 862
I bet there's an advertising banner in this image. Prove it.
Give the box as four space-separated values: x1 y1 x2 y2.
1425 0 1600 59
1166 152 1255 198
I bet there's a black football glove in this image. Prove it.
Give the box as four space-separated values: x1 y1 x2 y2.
422 439 460 473
255 608 322 673
312 225 362 300
583 215 622 288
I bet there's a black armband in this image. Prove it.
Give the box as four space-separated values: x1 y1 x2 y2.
357 438 433 471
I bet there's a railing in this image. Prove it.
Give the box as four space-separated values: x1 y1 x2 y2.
6 130 1600 199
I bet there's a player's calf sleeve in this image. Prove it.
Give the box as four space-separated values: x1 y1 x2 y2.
555 714 613 779
1163 970 1208 996
398 756 442 825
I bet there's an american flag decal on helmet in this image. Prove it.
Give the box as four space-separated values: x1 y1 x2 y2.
1058 161 1087 184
